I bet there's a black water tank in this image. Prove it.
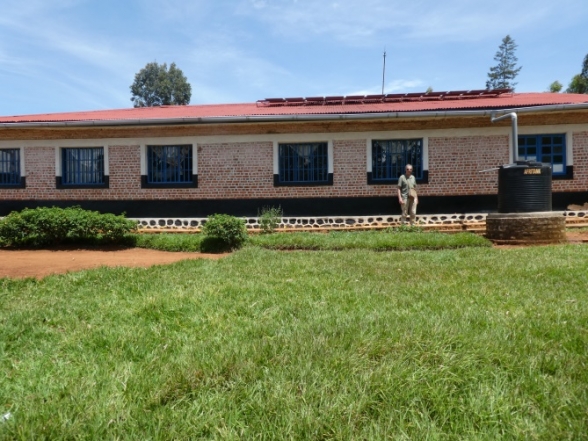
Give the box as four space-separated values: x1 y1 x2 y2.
497 161 552 213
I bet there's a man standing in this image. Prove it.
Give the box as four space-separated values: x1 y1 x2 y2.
397 164 418 225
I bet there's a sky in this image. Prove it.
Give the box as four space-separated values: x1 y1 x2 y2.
0 0 587 116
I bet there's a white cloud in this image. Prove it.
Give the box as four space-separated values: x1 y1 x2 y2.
237 0 588 46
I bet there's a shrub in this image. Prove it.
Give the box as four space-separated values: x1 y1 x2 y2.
388 224 424 234
201 214 247 252
0 206 137 247
258 206 283 234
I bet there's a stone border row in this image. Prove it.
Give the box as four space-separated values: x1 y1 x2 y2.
133 210 588 231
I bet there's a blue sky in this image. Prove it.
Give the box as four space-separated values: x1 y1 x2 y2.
1 0 587 116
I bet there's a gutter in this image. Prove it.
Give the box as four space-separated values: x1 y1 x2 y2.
1 102 587 129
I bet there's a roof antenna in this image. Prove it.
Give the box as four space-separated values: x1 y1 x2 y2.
381 49 386 95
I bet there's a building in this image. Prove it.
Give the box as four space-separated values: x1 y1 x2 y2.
1 89 587 218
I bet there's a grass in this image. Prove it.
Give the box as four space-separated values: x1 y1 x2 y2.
248 230 490 251
131 232 204 252
131 229 491 253
1 244 588 439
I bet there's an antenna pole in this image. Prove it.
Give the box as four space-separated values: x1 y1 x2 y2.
381 50 386 95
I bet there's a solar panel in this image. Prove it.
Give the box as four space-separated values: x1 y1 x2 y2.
304 97 325 105
257 88 511 107
384 93 405 101
424 92 444 98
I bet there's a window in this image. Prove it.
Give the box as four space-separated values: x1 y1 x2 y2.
60 147 106 187
0 149 23 187
277 142 330 185
371 139 423 182
518 134 566 176
144 144 196 188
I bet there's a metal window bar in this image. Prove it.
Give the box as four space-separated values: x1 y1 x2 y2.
518 134 565 175
0 149 20 185
147 145 193 184
147 145 192 183
278 143 328 183
62 148 104 185
372 139 423 180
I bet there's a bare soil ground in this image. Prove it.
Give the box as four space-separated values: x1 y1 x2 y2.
0 246 227 279
1 231 587 280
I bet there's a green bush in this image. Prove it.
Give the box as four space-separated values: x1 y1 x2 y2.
258 205 283 234
388 224 424 233
0 206 137 247
201 214 248 252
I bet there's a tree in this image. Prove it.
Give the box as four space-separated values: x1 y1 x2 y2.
130 62 191 107
548 81 563 93
486 35 522 91
566 75 588 94
566 54 588 94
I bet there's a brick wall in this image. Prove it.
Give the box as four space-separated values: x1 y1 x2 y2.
553 131 588 192
1 132 587 202
427 135 509 196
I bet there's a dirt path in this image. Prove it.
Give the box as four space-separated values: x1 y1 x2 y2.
1 231 587 279
0 247 227 279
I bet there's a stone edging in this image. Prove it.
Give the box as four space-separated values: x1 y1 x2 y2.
132 210 588 231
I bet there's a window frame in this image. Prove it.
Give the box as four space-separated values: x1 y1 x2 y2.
57 146 108 189
274 141 333 186
141 144 198 188
0 147 25 188
367 138 426 185
517 133 570 179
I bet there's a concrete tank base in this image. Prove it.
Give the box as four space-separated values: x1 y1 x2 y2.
486 212 566 245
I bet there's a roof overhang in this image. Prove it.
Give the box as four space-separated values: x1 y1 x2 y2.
1 102 587 129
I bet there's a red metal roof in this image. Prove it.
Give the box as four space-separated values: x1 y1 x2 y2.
0 92 587 125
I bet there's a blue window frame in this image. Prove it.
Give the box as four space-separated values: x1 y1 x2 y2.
278 142 329 184
0 149 21 186
371 139 423 181
147 145 193 184
61 147 105 186
518 134 566 175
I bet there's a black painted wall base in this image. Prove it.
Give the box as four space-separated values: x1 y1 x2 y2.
1 193 587 217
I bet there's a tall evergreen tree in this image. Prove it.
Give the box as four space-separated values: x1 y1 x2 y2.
130 62 192 107
486 35 522 91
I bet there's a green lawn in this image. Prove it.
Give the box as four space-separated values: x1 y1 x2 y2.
1 244 587 439
133 230 491 252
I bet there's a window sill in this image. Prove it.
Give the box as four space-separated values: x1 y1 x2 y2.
56 176 109 189
273 173 333 187
141 175 198 189
552 166 573 180
367 171 429 185
0 177 26 189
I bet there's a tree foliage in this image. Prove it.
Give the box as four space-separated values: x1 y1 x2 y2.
130 62 191 107
486 35 522 91
566 54 588 94
549 81 563 93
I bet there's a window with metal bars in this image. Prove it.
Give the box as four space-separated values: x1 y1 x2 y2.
0 149 21 186
61 147 105 186
518 134 566 176
278 142 329 184
371 139 423 181
147 145 193 185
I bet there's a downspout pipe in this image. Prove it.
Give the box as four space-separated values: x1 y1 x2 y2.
491 112 518 162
